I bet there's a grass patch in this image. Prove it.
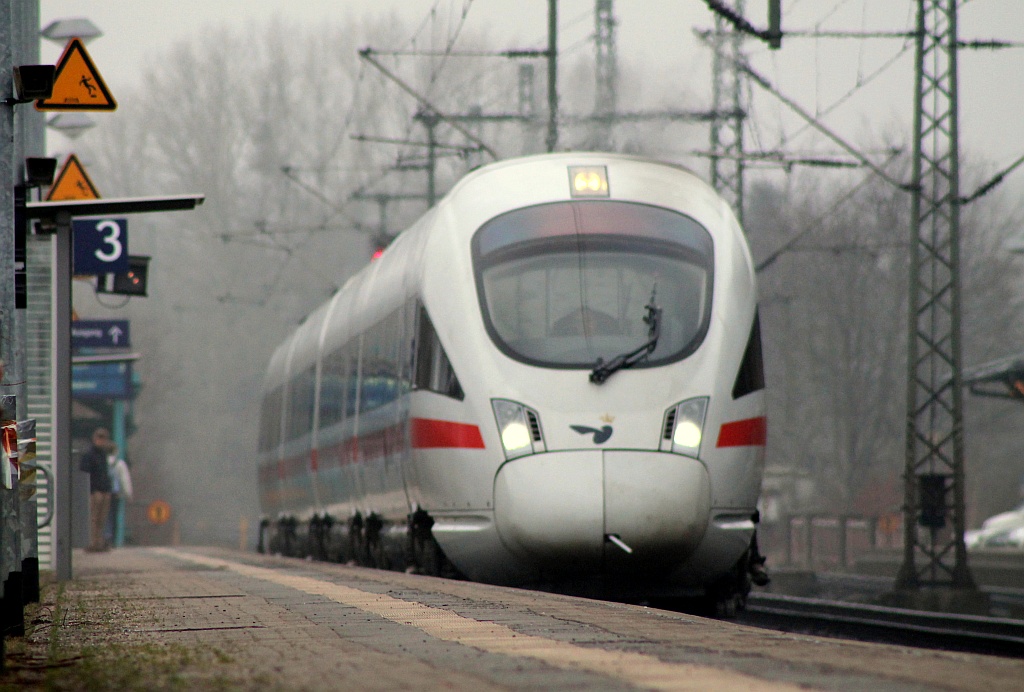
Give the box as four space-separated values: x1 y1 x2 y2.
0 573 261 691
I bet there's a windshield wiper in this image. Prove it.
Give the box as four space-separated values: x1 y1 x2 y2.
590 289 661 385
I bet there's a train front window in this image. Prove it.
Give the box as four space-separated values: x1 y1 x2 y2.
472 201 714 369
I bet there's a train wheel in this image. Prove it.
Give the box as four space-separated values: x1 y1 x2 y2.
256 518 270 554
407 509 438 576
369 538 390 570
364 513 386 568
715 594 742 618
347 514 364 565
702 554 753 618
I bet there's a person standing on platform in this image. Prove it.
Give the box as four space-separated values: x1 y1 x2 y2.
106 444 133 547
80 427 113 552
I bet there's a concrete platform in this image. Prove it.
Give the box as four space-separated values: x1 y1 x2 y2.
8 546 1023 690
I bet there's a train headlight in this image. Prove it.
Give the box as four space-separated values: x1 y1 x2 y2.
661 397 708 458
492 399 544 459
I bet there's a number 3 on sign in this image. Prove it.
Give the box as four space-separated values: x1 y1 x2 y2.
93 219 123 262
71 217 129 274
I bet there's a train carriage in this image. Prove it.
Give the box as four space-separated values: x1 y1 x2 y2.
257 152 767 610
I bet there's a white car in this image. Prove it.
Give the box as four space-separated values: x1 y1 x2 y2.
965 503 1024 550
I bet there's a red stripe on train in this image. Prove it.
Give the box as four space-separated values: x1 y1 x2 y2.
716 416 767 447
411 418 486 449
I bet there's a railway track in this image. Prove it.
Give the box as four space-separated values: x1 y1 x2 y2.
739 593 1024 658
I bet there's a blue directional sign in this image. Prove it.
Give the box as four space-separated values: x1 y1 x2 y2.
72 361 132 399
71 319 130 349
73 217 128 274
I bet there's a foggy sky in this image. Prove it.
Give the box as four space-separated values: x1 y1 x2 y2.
38 0 1024 206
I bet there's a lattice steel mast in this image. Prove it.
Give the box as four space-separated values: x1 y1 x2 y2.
592 0 617 145
709 0 747 223
896 0 975 592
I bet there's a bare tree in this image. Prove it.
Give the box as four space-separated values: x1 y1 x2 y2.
750 157 1024 521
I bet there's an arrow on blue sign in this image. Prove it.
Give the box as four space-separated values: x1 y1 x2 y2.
71 319 131 349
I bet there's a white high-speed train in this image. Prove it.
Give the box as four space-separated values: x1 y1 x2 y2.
257 152 767 611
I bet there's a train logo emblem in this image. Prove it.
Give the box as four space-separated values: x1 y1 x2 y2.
570 424 613 444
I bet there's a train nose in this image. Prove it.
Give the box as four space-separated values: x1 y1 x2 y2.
493 451 711 576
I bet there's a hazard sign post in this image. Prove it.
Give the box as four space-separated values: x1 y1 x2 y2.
35 37 116 112
47 154 100 201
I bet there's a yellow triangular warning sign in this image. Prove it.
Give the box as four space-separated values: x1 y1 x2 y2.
47 154 101 201
35 38 117 111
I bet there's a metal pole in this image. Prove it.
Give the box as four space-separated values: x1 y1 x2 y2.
546 0 558 152
803 515 813 569
15 0 42 605
896 0 974 593
0 0 17 602
708 0 746 224
838 515 848 569
53 213 72 581
426 116 437 207
783 514 792 565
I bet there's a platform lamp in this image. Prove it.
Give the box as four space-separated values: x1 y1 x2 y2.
23 157 58 189
8 65 56 104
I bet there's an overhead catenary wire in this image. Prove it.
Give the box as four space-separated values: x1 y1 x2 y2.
959 152 1024 206
768 36 913 153
735 57 908 191
358 48 498 160
756 148 903 273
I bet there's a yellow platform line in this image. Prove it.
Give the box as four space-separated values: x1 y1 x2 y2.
156 549 807 692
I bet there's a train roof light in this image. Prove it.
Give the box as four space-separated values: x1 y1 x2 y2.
568 166 609 198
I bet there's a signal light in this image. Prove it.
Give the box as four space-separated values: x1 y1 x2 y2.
918 474 948 529
96 255 150 297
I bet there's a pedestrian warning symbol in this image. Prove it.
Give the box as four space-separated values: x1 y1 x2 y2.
147 500 172 525
35 38 117 111
47 154 100 201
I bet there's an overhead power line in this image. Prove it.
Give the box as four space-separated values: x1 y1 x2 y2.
361 48 548 58
358 48 498 160
959 152 1024 206
731 56 908 192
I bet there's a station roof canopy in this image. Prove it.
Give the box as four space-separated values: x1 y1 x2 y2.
963 353 1024 400
26 194 204 221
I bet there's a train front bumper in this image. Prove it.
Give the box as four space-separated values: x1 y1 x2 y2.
493 450 711 576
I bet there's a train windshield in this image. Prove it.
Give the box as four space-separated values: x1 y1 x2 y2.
472 201 714 369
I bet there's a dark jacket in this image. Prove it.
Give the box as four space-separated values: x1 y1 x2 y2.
79 444 112 493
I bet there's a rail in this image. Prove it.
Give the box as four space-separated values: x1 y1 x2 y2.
742 593 1024 658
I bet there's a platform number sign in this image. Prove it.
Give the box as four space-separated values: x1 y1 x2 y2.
72 217 129 274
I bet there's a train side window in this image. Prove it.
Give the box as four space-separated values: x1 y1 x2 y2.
285 365 316 441
360 310 404 414
414 306 464 400
319 344 349 429
732 311 765 399
258 385 284 452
